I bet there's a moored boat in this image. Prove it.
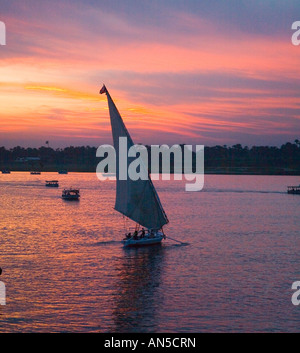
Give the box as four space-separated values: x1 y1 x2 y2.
1 170 11 174
58 170 68 174
45 180 59 187
30 171 41 175
62 188 80 200
287 185 300 194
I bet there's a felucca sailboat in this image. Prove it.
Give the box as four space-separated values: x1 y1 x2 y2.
100 85 169 247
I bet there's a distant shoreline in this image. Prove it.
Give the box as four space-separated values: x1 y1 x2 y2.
2 168 300 176
1 141 300 176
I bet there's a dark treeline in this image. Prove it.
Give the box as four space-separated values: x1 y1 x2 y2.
0 140 300 174
203 140 300 174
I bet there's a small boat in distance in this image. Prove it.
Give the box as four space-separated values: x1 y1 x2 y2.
30 171 41 175
100 84 168 247
1 170 11 174
287 185 300 194
62 188 80 200
45 180 59 187
58 170 68 174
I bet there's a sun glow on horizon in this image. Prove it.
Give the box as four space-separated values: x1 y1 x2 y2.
0 1 300 148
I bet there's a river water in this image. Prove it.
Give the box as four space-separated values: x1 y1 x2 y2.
0 172 299 332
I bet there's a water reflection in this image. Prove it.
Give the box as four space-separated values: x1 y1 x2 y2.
1 173 299 332
112 245 165 332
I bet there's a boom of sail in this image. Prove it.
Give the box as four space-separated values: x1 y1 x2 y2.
100 84 169 230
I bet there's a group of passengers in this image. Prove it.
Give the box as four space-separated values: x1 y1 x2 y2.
125 228 156 240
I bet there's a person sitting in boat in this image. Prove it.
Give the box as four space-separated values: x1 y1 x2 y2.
140 228 145 238
133 231 138 240
126 232 132 239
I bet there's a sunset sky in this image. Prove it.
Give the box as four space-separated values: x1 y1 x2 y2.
0 0 300 148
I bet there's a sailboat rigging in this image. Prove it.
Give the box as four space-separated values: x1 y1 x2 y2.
100 84 169 247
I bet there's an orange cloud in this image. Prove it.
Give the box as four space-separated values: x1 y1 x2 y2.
1 7 300 147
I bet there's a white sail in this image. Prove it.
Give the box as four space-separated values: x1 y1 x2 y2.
100 85 169 230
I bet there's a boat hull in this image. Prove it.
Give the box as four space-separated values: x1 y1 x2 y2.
287 190 300 194
62 196 79 200
123 236 163 247
123 231 164 247
287 185 300 194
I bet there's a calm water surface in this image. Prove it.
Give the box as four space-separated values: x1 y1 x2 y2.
0 172 299 332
